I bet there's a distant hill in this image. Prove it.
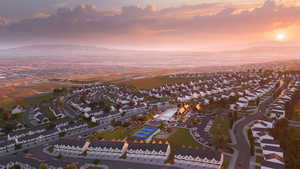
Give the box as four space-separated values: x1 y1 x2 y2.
0 44 116 57
0 44 299 67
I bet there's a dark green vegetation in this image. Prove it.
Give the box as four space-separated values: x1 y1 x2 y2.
120 76 200 89
284 88 300 121
270 119 300 169
222 158 230 169
290 98 300 121
9 165 21 169
248 129 255 156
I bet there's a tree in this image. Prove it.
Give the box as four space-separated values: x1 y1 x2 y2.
39 163 47 169
93 159 101 164
159 122 166 130
232 111 238 122
247 129 255 155
256 98 260 106
121 111 127 117
15 144 22 150
229 117 234 129
47 146 54 153
213 136 225 148
9 165 21 169
57 154 63 159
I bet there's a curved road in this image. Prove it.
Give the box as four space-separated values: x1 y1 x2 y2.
232 80 286 169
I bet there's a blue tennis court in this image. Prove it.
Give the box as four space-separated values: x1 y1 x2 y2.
131 126 158 140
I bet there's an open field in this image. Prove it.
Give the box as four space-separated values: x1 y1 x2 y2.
0 81 68 109
120 76 200 89
163 127 205 163
210 115 231 140
88 127 140 140
167 127 204 148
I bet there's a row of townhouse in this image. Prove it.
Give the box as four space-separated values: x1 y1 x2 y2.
250 120 285 169
267 80 300 119
0 152 69 169
248 79 300 169
0 120 88 154
52 138 223 169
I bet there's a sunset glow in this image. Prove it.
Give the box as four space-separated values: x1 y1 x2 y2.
276 33 286 41
0 0 299 50
1 1 300 168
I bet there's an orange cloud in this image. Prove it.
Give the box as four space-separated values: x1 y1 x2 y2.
0 0 300 48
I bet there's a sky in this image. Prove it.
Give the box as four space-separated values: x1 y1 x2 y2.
0 0 300 50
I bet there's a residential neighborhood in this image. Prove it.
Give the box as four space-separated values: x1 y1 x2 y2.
0 71 300 169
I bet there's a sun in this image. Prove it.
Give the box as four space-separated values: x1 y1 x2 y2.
276 33 286 41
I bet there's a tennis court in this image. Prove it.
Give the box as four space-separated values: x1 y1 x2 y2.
131 126 158 140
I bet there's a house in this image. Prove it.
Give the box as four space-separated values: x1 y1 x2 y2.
11 105 23 115
49 106 65 119
261 160 285 169
59 123 88 135
174 147 223 169
91 111 121 124
262 146 284 158
87 140 126 158
8 126 46 141
34 112 49 124
17 129 59 145
53 138 87 155
0 140 15 153
126 141 171 163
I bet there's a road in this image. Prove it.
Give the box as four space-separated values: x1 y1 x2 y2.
232 80 286 169
288 120 300 127
0 149 181 169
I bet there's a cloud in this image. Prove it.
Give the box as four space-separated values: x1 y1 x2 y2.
1 0 300 46
33 12 50 19
0 16 10 25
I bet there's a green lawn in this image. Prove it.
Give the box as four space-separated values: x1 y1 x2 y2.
210 115 231 143
88 127 139 140
164 127 205 163
120 76 200 89
167 127 203 148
